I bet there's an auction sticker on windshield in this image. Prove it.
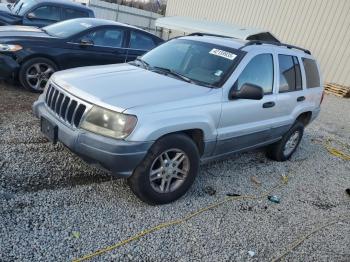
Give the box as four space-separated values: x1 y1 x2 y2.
209 49 237 60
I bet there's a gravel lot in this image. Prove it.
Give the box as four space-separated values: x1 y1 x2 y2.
0 82 349 262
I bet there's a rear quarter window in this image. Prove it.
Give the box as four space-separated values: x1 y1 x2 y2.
63 8 89 19
302 58 320 88
129 31 156 50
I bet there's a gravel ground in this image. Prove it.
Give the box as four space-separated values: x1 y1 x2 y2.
0 82 349 262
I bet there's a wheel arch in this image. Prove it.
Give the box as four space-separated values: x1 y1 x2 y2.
19 54 60 70
296 111 312 126
148 128 207 157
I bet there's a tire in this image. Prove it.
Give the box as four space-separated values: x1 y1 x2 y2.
266 122 304 161
128 134 200 205
19 57 57 93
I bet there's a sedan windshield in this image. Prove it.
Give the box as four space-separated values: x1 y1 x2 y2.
43 19 94 38
140 39 242 87
11 0 36 16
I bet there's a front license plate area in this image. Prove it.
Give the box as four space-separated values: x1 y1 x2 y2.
41 117 58 144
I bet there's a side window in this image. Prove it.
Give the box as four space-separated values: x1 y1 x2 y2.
130 31 156 50
302 58 320 88
63 8 89 20
235 54 274 94
30 5 60 21
278 55 302 92
81 28 124 48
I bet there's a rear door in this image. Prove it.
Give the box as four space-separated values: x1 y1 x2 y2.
66 26 128 68
272 54 305 137
215 53 279 155
301 58 323 108
126 30 159 62
23 4 61 27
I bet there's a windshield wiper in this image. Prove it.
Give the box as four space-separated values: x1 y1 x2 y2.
133 57 150 69
151 66 194 84
15 3 23 15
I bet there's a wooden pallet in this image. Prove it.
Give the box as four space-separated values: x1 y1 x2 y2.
324 83 350 98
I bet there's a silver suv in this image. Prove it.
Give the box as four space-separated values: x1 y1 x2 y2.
33 34 323 205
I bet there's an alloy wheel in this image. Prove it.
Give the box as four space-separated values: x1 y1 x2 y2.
283 130 300 156
149 149 190 193
25 63 54 91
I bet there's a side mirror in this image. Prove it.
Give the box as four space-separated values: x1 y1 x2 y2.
230 83 264 100
79 39 94 47
27 12 36 19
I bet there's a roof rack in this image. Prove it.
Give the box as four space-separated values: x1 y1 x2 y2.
187 32 232 39
240 40 311 54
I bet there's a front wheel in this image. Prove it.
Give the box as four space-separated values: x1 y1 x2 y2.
19 57 57 92
266 122 304 161
128 134 200 205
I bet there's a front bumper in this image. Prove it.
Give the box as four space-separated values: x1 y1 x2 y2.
33 96 152 177
0 54 19 80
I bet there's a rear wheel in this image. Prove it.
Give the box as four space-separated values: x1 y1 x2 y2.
19 57 57 92
266 122 304 161
128 134 200 205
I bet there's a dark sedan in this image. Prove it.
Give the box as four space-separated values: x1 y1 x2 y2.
0 18 164 91
0 0 94 27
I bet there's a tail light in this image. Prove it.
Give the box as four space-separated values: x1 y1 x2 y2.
320 90 325 105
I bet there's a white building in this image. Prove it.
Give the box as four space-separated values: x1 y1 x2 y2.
165 0 350 86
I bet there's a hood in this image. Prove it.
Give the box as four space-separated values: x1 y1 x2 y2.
52 64 212 113
0 26 52 38
0 3 11 13
0 5 22 25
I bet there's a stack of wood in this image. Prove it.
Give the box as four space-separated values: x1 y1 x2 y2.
324 83 350 98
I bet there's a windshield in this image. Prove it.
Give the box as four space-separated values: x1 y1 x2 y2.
11 0 36 16
140 39 242 87
43 19 94 38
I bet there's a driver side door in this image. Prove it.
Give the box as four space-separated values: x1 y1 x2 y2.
215 53 279 156
65 27 128 69
22 4 61 27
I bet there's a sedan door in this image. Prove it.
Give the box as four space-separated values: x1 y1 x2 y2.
126 30 159 62
65 27 128 69
215 53 279 156
22 5 61 27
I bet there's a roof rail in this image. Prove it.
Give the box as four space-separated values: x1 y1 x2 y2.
187 32 233 38
240 40 311 54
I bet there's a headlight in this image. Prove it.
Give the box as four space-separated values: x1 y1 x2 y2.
80 106 137 139
0 44 23 52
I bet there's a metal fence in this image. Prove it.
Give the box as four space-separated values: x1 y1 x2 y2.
0 0 163 37
88 0 163 37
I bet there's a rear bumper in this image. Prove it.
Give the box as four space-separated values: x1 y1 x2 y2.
311 107 321 122
33 96 152 177
0 54 19 80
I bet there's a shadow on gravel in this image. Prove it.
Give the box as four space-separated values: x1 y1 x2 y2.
19 172 119 193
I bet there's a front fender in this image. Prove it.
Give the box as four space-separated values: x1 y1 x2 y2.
129 115 218 142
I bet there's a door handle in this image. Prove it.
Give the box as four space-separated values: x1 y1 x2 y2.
263 101 275 108
297 96 305 102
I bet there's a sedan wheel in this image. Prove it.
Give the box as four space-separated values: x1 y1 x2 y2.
19 57 58 92
25 63 54 91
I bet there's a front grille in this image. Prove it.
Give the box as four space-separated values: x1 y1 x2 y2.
45 84 87 128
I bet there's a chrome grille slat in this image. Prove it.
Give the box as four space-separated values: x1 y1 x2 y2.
65 99 73 122
50 89 59 109
46 85 55 106
71 104 79 127
55 93 64 114
44 83 89 128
